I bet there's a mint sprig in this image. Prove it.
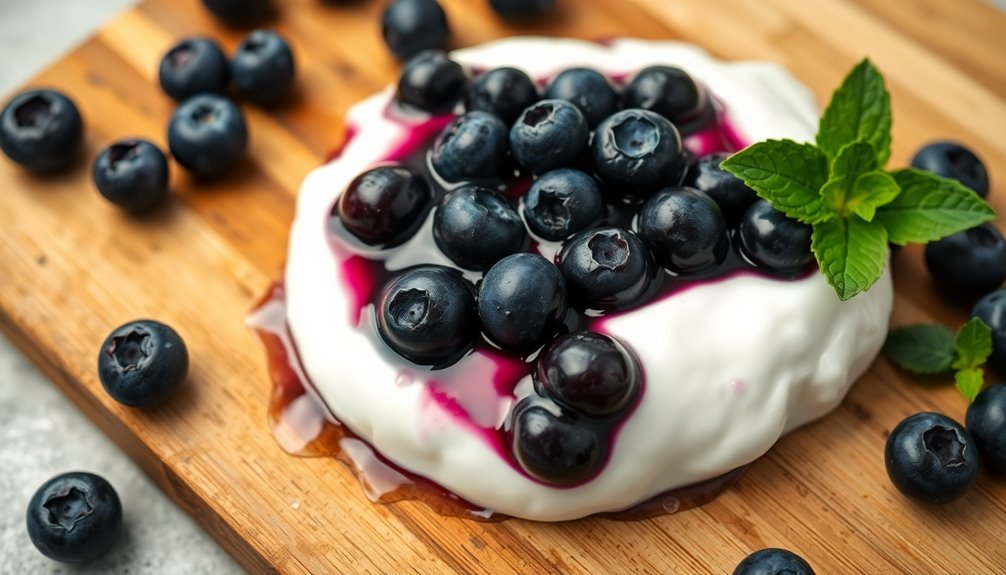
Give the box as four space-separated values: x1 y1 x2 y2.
883 318 993 401
722 59 996 301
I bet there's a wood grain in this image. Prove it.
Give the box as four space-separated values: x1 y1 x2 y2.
2 0 1005 573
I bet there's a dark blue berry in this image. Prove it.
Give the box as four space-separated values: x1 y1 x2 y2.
231 30 296 106
924 223 1006 299
433 186 528 270
0 89 83 173
536 331 640 417
488 0 555 20
167 94 248 178
396 50 467 114
738 199 813 276
510 400 601 485
202 0 272 25
591 109 687 193
430 111 509 183
733 548 816 575
558 227 654 309
92 139 170 212
377 266 476 365
622 66 706 126
478 254 567 350
544 68 619 128
522 168 603 241
973 290 1006 376
157 37 229 102
464 67 539 125
509 99 588 175
911 141 989 198
885 412 979 504
381 0 450 61
26 472 122 563
98 320 189 407
335 165 431 247
966 384 1006 475
683 152 758 225
636 187 728 274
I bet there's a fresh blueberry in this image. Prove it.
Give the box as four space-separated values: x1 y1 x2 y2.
911 141 989 198
509 400 601 485
885 412 979 504
464 67 539 125
433 186 528 270
26 472 122 563
966 384 1006 475
924 223 1006 299
157 37 229 102
558 227 654 309
381 0 449 61
430 111 509 183
92 139 170 212
488 0 555 20
0 88 83 173
509 99 588 175
376 266 477 365
683 153 759 225
396 50 467 114
536 331 640 417
739 199 814 277
522 168 603 241
202 0 272 26
973 290 1006 376
733 548 816 575
591 109 687 193
541 68 618 129
231 30 296 106
98 320 189 407
167 94 248 178
636 187 728 274
335 165 431 247
478 254 567 350
622 66 706 126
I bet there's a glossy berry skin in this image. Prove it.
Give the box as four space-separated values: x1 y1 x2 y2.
733 548 816 575
636 187 728 275
381 0 449 61
202 0 272 25
536 331 640 417
683 153 758 225
622 66 706 126
544 68 619 128
98 320 189 407
376 266 476 365
430 111 509 182
972 290 1006 376
591 109 687 193
885 412 979 504
558 227 654 309
92 139 170 212
488 0 554 20
157 37 229 102
433 186 528 271
167 94 248 178
739 200 814 277
966 384 1006 475
911 141 989 198
26 472 122 563
522 168 603 241
335 165 431 247
478 254 567 350
231 30 296 106
396 51 467 114
509 99 589 175
510 400 601 485
924 223 1006 299
0 89 83 173
464 67 539 125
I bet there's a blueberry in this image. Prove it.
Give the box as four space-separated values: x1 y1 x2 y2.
924 223 1006 299
464 67 539 125
157 37 229 102
591 109 687 193
202 0 272 26
536 331 640 417
92 139 170 212
396 50 467 114
733 548 816 575
98 320 189 407
509 400 601 485
335 165 431 247
0 88 83 173
430 111 509 183
911 141 989 198
26 472 122 563
231 30 296 106
558 227 654 309
488 0 555 20
544 68 619 128
683 153 759 225
738 199 814 276
966 385 1006 474
433 186 528 270
636 187 728 274
973 290 1006 376
522 168 603 241
376 266 477 365
509 99 589 175
885 412 979 504
622 66 706 126
381 0 449 61
167 94 248 178
478 254 567 350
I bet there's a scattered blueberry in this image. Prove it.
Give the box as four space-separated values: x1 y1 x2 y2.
509 99 588 175
683 152 758 225
522 168 603 241
231 30 296 106
972 290 1006 376
26 472 122 563
636 187 728 275
396 50 467 114
98 320 189 407
381 0 450 61
558 227 654 309
591 108 687 192
966 384 1006 475
510 400 601 485
202 0 272 26
488 0 555 20
433 186 528 270
157 37 229 102
733 548 816 575
430 111 509 182
167 94 248 178
924 223 1006 299
911 141 989 198
544 68 619 128
622 66 706 126
739 199 814 277
478 253 567 350
885 412 979 504
92 139 170 212
335 165 431 247
464 67 538 125
536 331 640 417
0 88 83 173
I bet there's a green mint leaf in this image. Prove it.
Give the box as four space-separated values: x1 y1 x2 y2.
850 171 900 221
876 169 996 245
819 142 897 221
720 140 832 224
816 59 892 166
811 216 889 301
954 367 985 402
882 324 956 374
952 317 993 371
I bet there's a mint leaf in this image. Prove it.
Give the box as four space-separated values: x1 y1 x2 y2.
816 59 892 166
955 368 984 402
850 171 900 221
953 317 993 370
820 142 897 220
720 140 832 224
883 325 956 374
876 169 996 245
811 216 889 300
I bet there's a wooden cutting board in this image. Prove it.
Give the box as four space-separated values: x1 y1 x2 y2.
2 0 1005 572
